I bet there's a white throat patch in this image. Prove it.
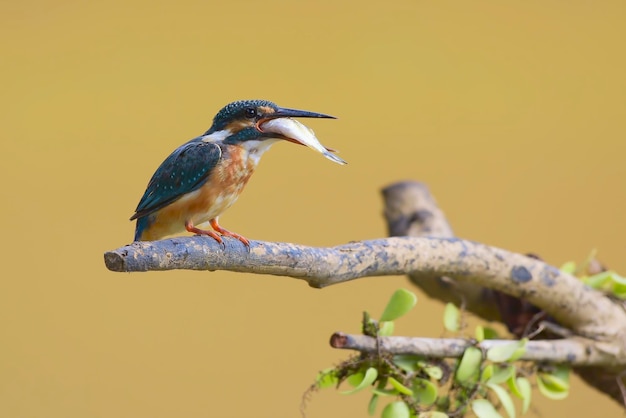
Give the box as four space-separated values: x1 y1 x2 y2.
240 138 279 165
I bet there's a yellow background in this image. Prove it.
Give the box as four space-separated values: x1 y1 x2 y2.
2 1 625 417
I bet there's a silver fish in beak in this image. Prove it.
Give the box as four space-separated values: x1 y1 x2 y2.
259 118 347 165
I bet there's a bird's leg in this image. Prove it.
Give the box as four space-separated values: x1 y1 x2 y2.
210 218 251 248
185 220 225 247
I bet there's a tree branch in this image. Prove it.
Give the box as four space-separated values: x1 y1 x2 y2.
105 235 624 340
329 333 619 367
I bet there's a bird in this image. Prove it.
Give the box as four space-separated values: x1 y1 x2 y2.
130 99 344 247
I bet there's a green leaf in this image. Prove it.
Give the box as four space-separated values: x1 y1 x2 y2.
379 321 395 336
540 375 568 391
423 365 443 380
381 400 410 418
539 366 570 391
418 360 443 380
455 346 482 382
549 365 570 389
473 326 499 340
482 327 499 340
507 373 523 399
608 271 626 285
368 394 379 416
393 354 421 373
612 281 626 296
475 326 500 341
476 325 485 341
347 371 364 387
316 368 338 389
372 388 398 397
537 367 569 400
388 376 414 396
471 399 503 418
583 271 612 289
372 375 391 397
516 377 531 414
559 261 576 274
487 383 516 418
412 378 438 405
508 339 528 361
537 374 569 400
380 289 418 322
609 272 626 298
443 303 460 332
487 340 526 363
481 364 494 383
487 365 515 385
341 367 378 394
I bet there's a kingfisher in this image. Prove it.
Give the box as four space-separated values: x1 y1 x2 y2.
130 99 345 247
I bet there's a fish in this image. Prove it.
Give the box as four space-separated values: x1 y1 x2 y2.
259 117 347 165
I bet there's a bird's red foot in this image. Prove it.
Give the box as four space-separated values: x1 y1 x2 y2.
185 220 225 247
210 218 250 248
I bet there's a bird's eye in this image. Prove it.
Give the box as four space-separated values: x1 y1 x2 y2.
244 107 257 119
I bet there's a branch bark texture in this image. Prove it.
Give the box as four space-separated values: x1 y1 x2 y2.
330 333 619 367
106 231 624 340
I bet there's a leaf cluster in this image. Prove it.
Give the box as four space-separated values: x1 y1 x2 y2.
308 289 571 418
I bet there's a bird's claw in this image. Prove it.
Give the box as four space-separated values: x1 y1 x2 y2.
185 221 226 249
208 219 250 252
223 234 251 252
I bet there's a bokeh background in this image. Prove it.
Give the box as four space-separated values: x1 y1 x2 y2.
2 1 625 417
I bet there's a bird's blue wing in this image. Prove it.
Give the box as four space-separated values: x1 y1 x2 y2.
130 140 222 220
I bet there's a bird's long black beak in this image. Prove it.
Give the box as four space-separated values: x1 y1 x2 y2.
267 107 336 120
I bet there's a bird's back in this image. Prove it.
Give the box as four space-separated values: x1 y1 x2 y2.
132 139 222 240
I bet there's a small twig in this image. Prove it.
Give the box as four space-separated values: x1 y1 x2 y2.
522 311 548 339
329 333 621 367
525 323 546 340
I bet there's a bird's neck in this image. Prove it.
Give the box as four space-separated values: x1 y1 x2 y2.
235 138 279 166
201 129 278 166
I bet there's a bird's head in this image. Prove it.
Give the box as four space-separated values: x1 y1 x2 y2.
205 99 333 143
203 99 345 164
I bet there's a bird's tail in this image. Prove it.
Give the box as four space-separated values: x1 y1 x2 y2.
134 216 151 241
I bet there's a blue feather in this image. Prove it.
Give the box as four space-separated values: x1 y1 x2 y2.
134 215 153 241
131 139 222 222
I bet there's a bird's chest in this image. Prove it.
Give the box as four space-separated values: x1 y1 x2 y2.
211 145 258 198
190 144 260 220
